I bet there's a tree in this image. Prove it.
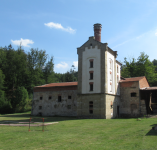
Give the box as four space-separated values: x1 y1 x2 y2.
11 86 28 111
121 52 157 86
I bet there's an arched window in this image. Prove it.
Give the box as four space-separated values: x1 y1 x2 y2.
89 101 93 114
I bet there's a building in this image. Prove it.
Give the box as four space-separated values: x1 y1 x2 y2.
31 24 157 118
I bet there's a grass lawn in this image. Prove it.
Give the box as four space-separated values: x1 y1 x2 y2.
0 112 157 150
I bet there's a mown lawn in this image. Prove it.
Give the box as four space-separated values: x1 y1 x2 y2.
0 112 157 150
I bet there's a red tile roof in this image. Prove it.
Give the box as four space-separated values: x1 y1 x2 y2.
120 76 145 83
34 82 78 88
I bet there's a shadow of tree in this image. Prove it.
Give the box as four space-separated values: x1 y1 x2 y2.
145 124 157 136
0 112 79 124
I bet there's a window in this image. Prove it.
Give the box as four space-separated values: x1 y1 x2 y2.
68 96 71 99
110 82 112 92
90 43 92 46
40 96 43 100
89 59 93 68
109 59 113 70
58 96 61 102
89 83 93 91
117 75 119 83
39 112 42 116
110 71 112 81
131 92 136 97
49 96 52 100
117 65 119 73
90 72 93 80
89 101 93 114
39 106 42 110
67 105 71 109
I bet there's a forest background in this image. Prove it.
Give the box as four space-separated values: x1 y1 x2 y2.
0 45 157 114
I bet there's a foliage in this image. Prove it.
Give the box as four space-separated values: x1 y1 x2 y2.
54 65 78 82
11 86 28 112
121 52 157 86
0 45 55 113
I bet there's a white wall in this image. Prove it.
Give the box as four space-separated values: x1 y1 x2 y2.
107 51 115 94
116 63 121 95
82 46 101 94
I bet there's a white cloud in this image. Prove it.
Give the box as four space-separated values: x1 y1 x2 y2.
73 61 78 68
155 32 157 36
11 38 34 47
44 22 76 34
55 62 69 69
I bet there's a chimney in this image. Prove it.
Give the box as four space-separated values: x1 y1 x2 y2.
94 23 102 42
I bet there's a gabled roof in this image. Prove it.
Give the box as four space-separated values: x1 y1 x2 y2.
34 82 78 88
120 76 145 82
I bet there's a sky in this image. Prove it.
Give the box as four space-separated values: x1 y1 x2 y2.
1 0 157 73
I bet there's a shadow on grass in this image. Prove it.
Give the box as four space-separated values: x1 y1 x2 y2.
145 124 157 136
146 129 157 136
0 112 79 124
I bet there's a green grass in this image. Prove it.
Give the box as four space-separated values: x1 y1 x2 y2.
0 112 157 150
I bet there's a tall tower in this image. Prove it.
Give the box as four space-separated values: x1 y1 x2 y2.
77 24 121 119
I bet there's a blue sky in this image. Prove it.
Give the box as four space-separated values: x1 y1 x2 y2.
1 0 157 73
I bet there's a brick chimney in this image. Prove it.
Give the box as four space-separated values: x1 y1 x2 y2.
94 23 102 42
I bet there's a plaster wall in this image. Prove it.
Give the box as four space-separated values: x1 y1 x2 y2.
107 51 115 94
82 46 101 93
116 62 121 95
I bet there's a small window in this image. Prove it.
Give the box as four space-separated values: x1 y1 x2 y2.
89 101 93 114
131 92 136 97
58 96 61 102
39 112 42 116
90 43 92 46
39 106 42 110
49 96 52 100
110 71 112 81
90 61 93 68
67 105 71 109
90 84 93 91
110 59 113 70
110 82 112 92
89 59 94 68
90 72 93 80
117 65 119 73
117 75 119 83
40 96 43 100
68 96 71 99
